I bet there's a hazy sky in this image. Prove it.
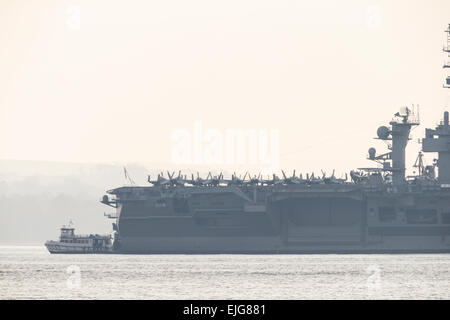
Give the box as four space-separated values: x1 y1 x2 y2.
1 0 450 176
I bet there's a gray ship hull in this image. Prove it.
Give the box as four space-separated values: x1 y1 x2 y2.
115 235 450 254
104 183 450 254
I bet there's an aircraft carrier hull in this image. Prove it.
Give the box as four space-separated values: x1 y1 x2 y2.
104 184 450 254
115 235 450 254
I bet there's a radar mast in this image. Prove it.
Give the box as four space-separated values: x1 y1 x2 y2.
363 107 419 186
444 24 450 88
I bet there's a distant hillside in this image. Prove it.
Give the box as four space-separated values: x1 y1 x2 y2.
0 160 150 243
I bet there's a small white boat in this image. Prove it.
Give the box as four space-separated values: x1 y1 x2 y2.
45 223 114 254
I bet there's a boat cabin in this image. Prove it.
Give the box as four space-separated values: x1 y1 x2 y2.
60 227 75 239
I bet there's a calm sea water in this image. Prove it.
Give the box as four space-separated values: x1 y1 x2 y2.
1 246 450 299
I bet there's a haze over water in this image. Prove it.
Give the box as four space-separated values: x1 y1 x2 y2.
1 246 449 299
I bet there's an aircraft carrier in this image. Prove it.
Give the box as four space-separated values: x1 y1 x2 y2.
98 25 450 254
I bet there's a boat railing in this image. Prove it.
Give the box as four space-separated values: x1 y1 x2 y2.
61 234 111 239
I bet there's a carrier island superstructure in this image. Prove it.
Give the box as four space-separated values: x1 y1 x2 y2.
96 25 450 254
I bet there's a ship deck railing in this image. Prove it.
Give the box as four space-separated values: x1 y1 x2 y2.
61 234 111 239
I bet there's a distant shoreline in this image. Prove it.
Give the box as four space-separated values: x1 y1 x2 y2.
0 243 44 247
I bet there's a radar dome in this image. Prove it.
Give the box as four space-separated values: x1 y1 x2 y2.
368 147 376 160
377 126 390 139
